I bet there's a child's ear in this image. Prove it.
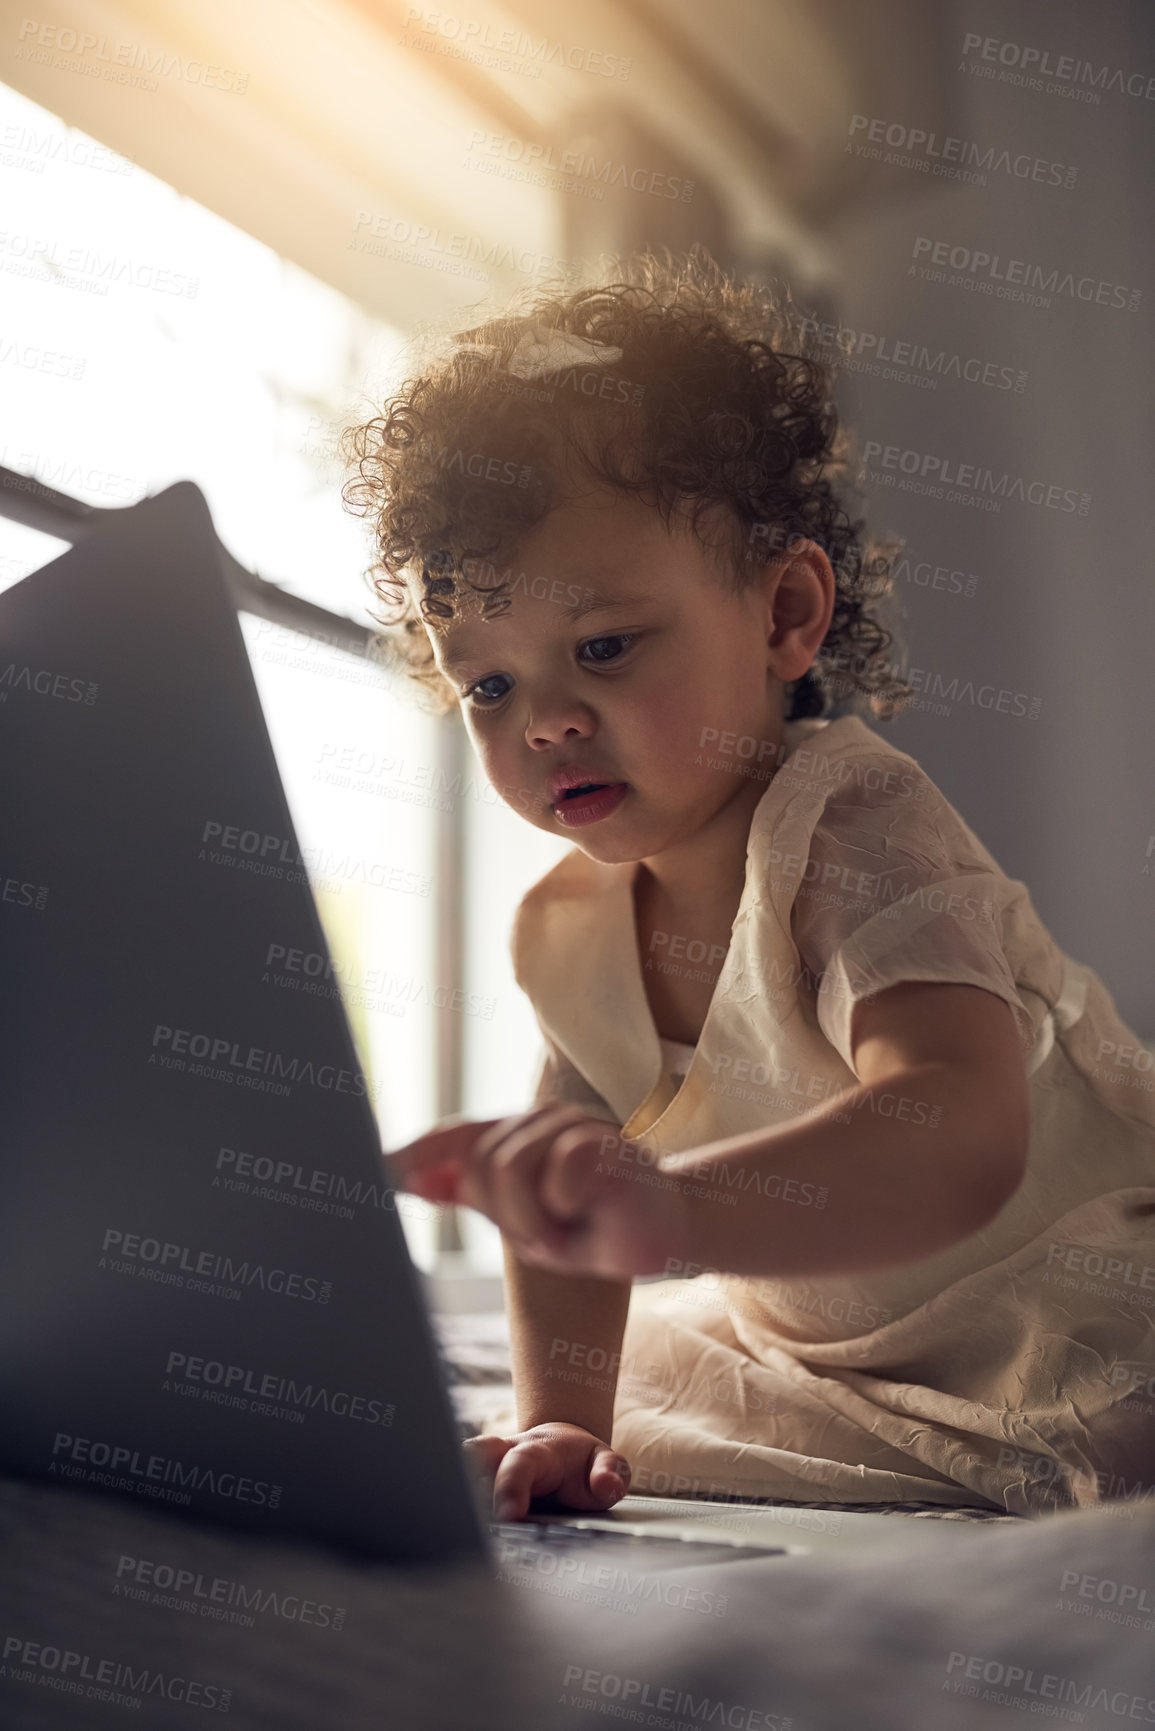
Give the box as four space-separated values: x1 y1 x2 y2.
763 542 835 682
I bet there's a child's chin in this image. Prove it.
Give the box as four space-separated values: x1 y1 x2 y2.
570 832 650 866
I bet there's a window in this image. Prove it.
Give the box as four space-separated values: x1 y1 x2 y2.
0 82 570 1275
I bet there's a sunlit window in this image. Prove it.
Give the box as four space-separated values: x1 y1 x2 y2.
0 82 571 1278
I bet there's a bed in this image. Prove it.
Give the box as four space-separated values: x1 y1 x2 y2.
2 1309 1150 1730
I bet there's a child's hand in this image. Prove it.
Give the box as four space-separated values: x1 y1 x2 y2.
387 1103 689 1279
463 1422 632 1523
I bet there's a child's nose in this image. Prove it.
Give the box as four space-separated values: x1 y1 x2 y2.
524 698 596 747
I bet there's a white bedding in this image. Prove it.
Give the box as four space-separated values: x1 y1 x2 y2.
434 1308 1023 1523
2 1472 1152 1729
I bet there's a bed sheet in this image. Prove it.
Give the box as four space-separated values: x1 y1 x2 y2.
433 1308 1023 1524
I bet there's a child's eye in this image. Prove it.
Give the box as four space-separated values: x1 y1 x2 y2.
463 635 638 705
579 632 637 665
463 674 511 705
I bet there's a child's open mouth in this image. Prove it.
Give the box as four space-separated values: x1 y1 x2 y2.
553 782 628 826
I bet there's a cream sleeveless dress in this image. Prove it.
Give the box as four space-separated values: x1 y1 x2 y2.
492 713 1155 1516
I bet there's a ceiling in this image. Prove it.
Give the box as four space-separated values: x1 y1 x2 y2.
0 0 964 330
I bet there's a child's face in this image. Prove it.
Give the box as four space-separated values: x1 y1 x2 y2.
419 485 816 867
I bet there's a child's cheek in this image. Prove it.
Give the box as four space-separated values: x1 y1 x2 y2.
623 684 711 776
465 728 514 798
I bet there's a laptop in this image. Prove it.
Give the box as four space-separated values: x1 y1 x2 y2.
0 479 812 1577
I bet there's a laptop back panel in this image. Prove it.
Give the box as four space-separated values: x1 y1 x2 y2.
0 481 488 1566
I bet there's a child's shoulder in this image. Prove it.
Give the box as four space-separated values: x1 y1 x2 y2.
768 709 948 830
774 712 928 800
770 712 980 862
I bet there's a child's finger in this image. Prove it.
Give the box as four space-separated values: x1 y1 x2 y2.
483 1118 583 1247
491 1436 563 1521
538 1124 617 1222
429 1108 566 1223
588 1444 632 1507
402 1163 462 1206
461 1434 515 1492
386 1118 503 1191
383 1145 456 1200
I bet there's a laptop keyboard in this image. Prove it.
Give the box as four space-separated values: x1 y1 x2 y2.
488 1518 781 1566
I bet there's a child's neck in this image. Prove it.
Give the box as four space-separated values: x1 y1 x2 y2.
633 772 770 923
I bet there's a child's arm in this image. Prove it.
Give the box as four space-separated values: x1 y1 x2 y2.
459 1228 633 1522
392 981 1029 1289
501 1235 632 1438
670 979 1032 1280
390 1103 639 1518
502 1038 632 1433
454 1245 633 1523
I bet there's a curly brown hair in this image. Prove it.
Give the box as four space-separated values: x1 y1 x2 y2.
340 244 912 723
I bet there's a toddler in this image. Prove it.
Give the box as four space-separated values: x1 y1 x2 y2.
344 248 1155 1521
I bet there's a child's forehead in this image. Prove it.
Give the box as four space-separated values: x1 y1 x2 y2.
407 488 737 643
417 492 713 597
410 559 638 638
